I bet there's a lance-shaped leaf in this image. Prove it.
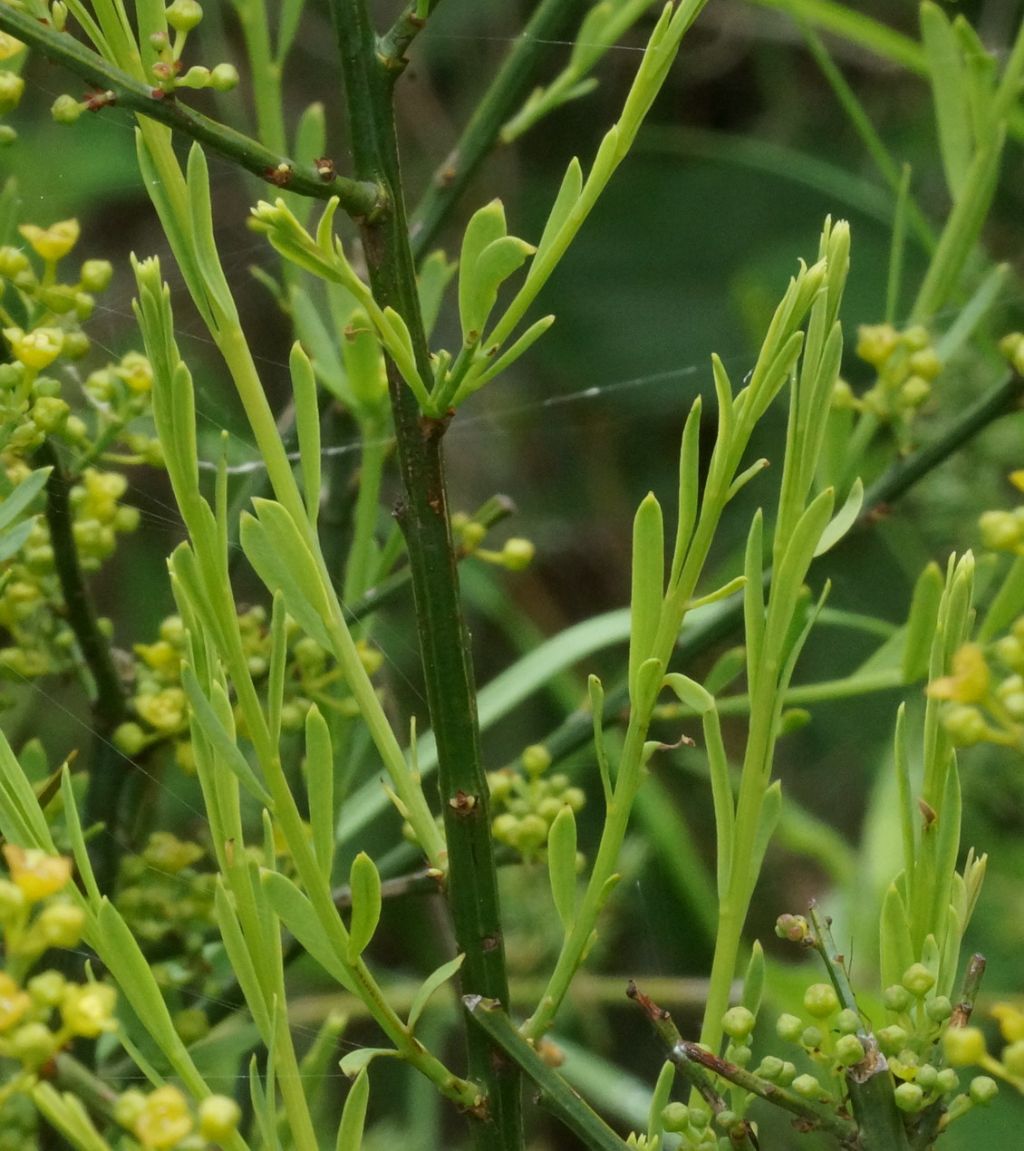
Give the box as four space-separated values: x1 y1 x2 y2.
742 940 766 1016
534 158 583 264
304 706 335 882
182 665 272 806
261 870 358 994
289 342 321 526
407 953 465 1033
0 466 50 533
903 562 944 682
240 499 332 648
670 395 702 585
337 1066 370 1151
880 882 916 992
347 851 382 963
629 493 664 702
339 1047 399 1078
547 805 579 932
813 476 863 557
458 200 507 339
921 2 973 201
342 309 387 410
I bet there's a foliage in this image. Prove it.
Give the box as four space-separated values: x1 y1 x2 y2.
0 1 1022 1149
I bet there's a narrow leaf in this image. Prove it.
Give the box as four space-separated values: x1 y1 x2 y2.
547 805 579 932
336 1066 370 1151
535 157 583 261
407 954 465 1034
305 706 335 882
741 940 766 1016
339 1048 399 1077
0 467 50 533
459 200 507 339
628 493 664 701
261 870 358 993
813 476 863 557
347 852 382 963
921 2 973 200
670 395 702 585
289 341 321 526
903 563 944 682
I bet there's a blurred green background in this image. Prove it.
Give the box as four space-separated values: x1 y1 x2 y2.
3 0 1024 1147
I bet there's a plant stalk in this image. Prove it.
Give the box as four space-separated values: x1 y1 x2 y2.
329 1 520 1145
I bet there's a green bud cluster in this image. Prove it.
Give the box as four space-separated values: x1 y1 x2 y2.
0 32 26 144
489 746 585 861
837 321 943 445
143 3 239 96
452 510 536 572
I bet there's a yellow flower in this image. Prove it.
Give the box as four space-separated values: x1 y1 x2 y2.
927 643 990 704
61 982 117 1038
135 687 188 733
133 1085 194 1149
4 326 65 371
992 1002 1024 1044
943 1025 987 1067
117 351 153 394
19 219 80 262
1010 471 1024 494
2 845 72 902
0 33 25 62
0 971 30 1034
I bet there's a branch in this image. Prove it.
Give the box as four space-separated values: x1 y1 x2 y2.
329 1 521 1145
36 441 130 896
627 980 857 1146
465 996 632 1151
409 0 591 260
0 4 382 214
378 0 443 74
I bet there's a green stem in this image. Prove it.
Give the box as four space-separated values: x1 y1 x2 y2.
342 415 389 603
36 441 129 897
0 4 380 214
464 997 631 1151
408 0 591 261
329 2 520 1145
378 0 444 74
808 904 911 1151
230 0 287 153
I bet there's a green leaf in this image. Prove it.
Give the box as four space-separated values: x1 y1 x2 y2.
629 493 664 701
535 157 583 261
903 562 944 681
214 881 273 1038
407 953 465 1034
741 940 766 1016
186 144 236 322
880 881 915 992
336 1066 370 1151
589 675 613 808
289 342 321 526
0 729 55 851
671 395 702 585
60 768 99 905
547 805 578 932
921 2 973 201
181 665 272 806
0 466 50 533
240 499 332 648
458 314 555 399
459 200 508 339
347 852 382 963
418 250 458 339
743 511 765 682
747 780 782 895
339 1048 399 1077
704 646 746 696
664 673 714 716
462 235 535 341
261 870 358 993
304 706 334 882
0 517 35 564
813 476 863 557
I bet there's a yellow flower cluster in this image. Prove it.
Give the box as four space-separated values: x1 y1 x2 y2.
114 607 380 768
0 847 117 1119
115 1084 241 1148
942 1001 1024 1092
929 625 1024 750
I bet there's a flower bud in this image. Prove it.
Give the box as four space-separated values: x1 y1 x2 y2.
61 982 117 1037
1001 1039 1024 1078
31 395 70 433
756 1056 784 1080
18 219 80 262
27 970 66 1007
894 1082 924 1112
209 63 240 91
776 1013 803 1043
522 744 551 777
0 71 25 114
926 995 953 1023
836 1008 861 1034
792 1073 825 1100
916 1063 939 1090
801 1025 823 1049
936 1067 959 1093
4 326 64 370
80 259 113 292
969 1075 998 1105
166 0 204 31
942 704 989 747
835 1034 865 1067
11 1021 56 1067
721 1006 756 1041
943 1026 986 1067
979 510 1020 552
35 901 86 948
660 1102 690 1133
877 1025 909 1055
502 537 535 570
803 983 840 1018
51 94 83 124
199 1095 241 1140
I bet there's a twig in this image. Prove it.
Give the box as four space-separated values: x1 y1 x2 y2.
408 0 591 260
0 5 381 214
465 996 632 1151
378 0 444 73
